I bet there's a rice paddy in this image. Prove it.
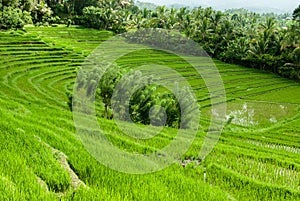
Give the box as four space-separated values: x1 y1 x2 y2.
0 26 299 200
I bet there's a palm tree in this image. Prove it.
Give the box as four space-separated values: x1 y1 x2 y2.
281 21 300 49
210 11 223 32
293 4 300 20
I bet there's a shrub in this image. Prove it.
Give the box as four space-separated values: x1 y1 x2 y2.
31 3 52 24
81 6 126 33
48 16 61 24
289 47 300 65
82 6 106 29
278 65 300 80
0 7 32 29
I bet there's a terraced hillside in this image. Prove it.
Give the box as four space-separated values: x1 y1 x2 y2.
0 27 300 200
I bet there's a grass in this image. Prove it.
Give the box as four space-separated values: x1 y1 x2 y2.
0 26 299 200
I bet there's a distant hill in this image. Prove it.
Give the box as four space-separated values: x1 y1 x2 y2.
243 6 287 14
136 1 157 10
168 4 188 9
138 0 298 14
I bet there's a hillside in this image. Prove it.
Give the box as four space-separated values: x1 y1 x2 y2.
140 0 298 13
0 27 300 200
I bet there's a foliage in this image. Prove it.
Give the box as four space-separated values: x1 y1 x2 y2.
289 47 300 64
98 64 123 118
0 6 32 29
111 69 155 123
125 29 205 56
81 5 127 33
76 63 196 129
31 2 52 24
293 4 300 20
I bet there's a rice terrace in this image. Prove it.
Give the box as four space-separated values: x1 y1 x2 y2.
0 0 300 200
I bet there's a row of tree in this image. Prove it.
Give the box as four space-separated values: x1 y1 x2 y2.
78 3 300 80
74 63 198 129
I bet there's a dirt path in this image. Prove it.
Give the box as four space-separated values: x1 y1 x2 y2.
55 150 85 190
35 136 86 193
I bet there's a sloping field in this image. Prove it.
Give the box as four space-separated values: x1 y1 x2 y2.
0 27 300 200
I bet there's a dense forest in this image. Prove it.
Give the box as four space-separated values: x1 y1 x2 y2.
1 0 299 80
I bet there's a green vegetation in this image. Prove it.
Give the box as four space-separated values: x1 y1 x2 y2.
75 62 198 128
0 26 299 200
293 5 300 20
0 1 300 200
1 1 300 80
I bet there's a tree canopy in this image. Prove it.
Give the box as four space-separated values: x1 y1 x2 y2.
293 4 300 20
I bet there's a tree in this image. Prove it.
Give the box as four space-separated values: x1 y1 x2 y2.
1 0 20 8
0 6 32 29
98 64 123 119
129 84 156 124
82 6 106 29
293 4 300 20
31 1 52 24
111 70 154 122
292 47 300 65
221 37 250 64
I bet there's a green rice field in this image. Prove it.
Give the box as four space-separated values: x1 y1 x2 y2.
0 26 300 200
